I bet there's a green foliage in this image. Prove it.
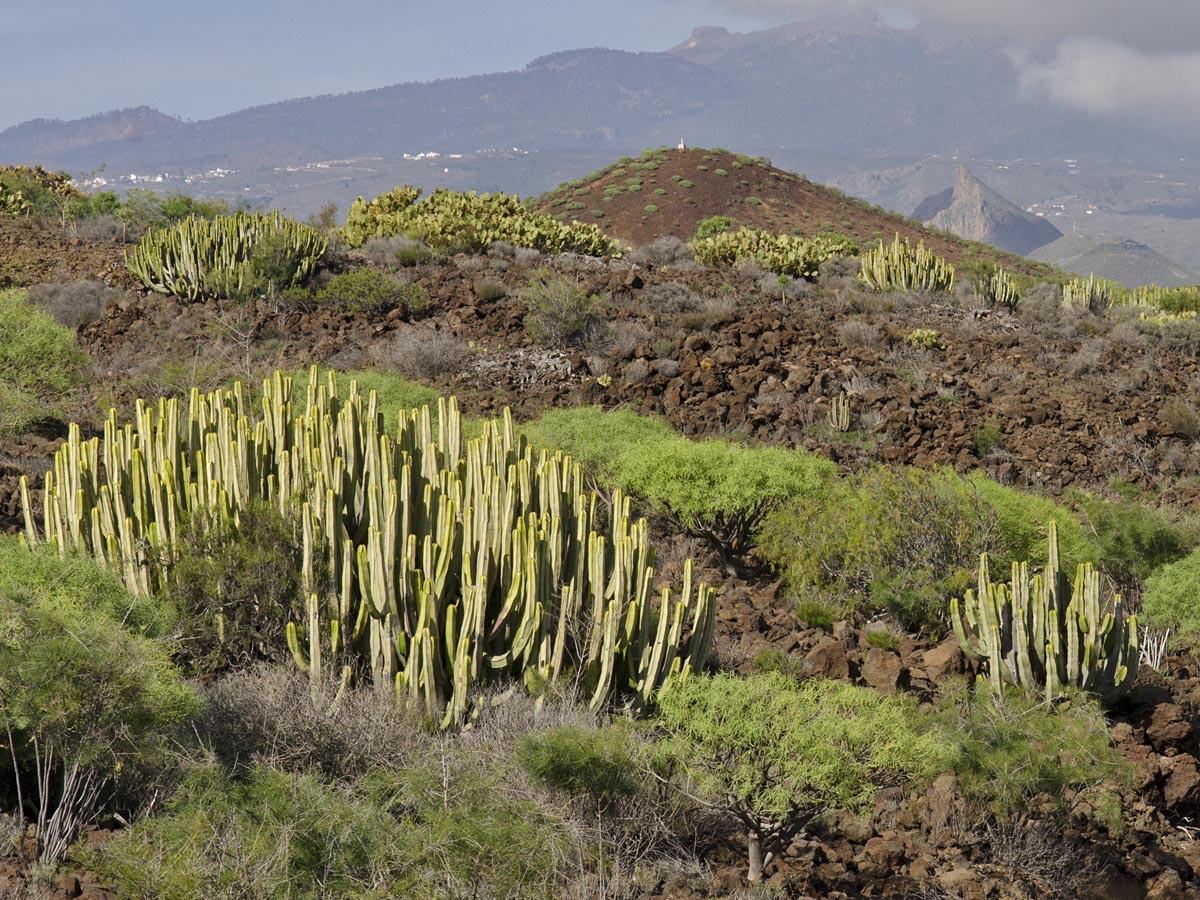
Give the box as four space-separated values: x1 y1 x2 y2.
1072 493 1197 596
522 270 608 349
0 288 88 437
87 761 569 900
125 211 327 302
656 673 950 881
1143 546 1200 642
116 189 237 232
694 215 735 240
692 227 858 280
519 406 678 483
0 538 194 860
160 502 309 674
0 165 79 218
966 474 1096 573
939 685 1131 820
516 725 636 807
905 328 945 349
758 466 994 630
859 234 955 292
314 269 405 313
342 186 623 257
620 438 837 561
796 598 837 631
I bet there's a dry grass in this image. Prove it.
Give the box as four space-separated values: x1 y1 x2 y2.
369 327 471 379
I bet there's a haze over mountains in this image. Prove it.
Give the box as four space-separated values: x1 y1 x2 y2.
6 16 1200 283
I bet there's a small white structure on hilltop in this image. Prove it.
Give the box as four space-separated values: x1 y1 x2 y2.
677 138 686 151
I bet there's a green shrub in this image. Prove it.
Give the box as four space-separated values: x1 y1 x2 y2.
939 684 1131 821
159 501 309 674
620 439 836 561
314 269 404 313
522 270 608 349
1143 547 1200 641
796 598 837 631
1072 494 1197 596
967 474 1095 573
758 466 994 630
516 725 637 808
520 406 678 484
0 538 193 864
643 204 659 213
655 673 950 882
694 215 735 240
0 288 88 436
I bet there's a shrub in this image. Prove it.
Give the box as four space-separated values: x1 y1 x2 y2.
939 684 1131 820
627 236 695 268
620 439 837 562
0 288 88 436
1143 546 1200 642
0 538 193 864
1071 493 1197 597
905 328 945 349
643 204 659 213
694 215 735 240
369 327 471 379
522 270 608 349
520 406 678 484
473 275 507 301
691 228 858 280
159 501 309 675
314 268 405 314
655 673 950 883
27 280 117 329
966 474 1096 573
516 725 637 809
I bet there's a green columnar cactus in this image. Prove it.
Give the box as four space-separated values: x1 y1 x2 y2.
1061 274 1116 314
827 393 851 432
951 522 1138 704
21 368 713 725
975 268 1020 311
125 211 327 302
859 234 955 293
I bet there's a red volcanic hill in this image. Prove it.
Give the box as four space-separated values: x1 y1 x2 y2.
533 147 1058 279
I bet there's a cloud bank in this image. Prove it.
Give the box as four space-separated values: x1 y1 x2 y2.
706 1 1200 122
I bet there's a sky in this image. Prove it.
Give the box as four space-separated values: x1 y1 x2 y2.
6 1 1200 130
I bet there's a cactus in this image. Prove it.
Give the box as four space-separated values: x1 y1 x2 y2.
1061 274 1116 314
690 227 858 280
340 186 624 257
827 392 851 433
859 234 954 293
21 369 713 725
951 522 1138 704
975 268 1020 311
125 211 327 302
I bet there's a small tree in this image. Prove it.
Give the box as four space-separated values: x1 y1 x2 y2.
655 673 950 883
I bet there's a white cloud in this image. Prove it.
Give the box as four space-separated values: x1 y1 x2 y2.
1015 39 1200 119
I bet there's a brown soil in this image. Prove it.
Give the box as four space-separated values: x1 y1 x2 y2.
533 148 1059 280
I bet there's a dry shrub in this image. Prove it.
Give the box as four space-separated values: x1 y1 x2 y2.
837 319 881 348
1065 338 1108 376
678 294 737 330
473 275 507 301
74 214 140 244
1162 397 1200 440
609 320 652 359
26 280 118 329
196 666 428 779
454 255 487 273
370 327 471 379
641 281 702 314
980 819 1098 898
627 236 694 268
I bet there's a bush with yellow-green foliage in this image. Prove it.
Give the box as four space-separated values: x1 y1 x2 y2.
690 227 858 280
342 186 623 257
0 288 88 437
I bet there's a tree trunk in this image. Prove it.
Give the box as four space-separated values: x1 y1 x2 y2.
747 829 765 883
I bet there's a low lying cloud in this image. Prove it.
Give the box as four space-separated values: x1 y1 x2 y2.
1014 39 1200 120
710 0 1200 52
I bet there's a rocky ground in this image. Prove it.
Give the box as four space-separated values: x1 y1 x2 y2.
4 221 1200 897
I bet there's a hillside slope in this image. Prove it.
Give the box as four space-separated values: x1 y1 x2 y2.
533 148 1060 277
1031 235 1200 287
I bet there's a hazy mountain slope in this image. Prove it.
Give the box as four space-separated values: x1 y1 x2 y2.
1030 236 1199 287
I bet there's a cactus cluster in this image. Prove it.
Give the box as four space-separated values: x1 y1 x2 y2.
342 186 623 257
125 211 327 302
974 268 1020 311
859 234 954 293
1061 274 1116 313
951 522 1138 704
690 228 858 280
20 369 714 726
827 393 851 432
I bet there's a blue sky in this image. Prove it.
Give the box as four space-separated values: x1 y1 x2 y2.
2 1 774 129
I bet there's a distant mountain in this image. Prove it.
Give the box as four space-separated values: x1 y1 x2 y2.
915 166 1061 255
1030 235 1199 288
3 20 1196 184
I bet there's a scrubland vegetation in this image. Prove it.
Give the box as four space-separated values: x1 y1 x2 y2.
3 156 1200 899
